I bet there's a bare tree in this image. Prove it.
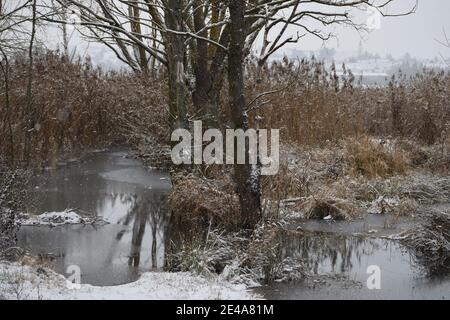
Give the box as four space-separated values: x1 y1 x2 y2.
437 29 450 67
1 1 60 165
0 46 14 164
227 0 416 227
22 0 38 166
48 0 76 58
0 0 32 52
0 1 33 165
48 0 416 123
228 0 261 228
45 0 416 228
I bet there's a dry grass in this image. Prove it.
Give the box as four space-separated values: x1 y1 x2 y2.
2 52 448 172
301 196 359 220
246 221 307 283
0 161 30 258
396 198 420 217
2 52 448 228
261 137 448 221
169 173 241 231
246 57 450 147
0 50 168 167
167 221 307 285
263 162 309 199
401 210 450 275
344 136 409 178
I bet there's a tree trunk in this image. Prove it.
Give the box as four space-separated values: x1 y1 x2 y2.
129 210 147 267
60 4 69 58
151 222 157 268
128 3 148 74
191 0 221 128
165 0 188 132
23 0 37 166
0 48 14 165
228 0 261 229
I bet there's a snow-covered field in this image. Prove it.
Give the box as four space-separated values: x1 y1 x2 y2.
0 262 260 300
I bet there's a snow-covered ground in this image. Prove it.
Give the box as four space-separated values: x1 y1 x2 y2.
8 210 259 300
0 262 260 300
17 210 97 227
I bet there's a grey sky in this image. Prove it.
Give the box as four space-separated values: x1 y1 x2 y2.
46 0 450 68
282 0 450 59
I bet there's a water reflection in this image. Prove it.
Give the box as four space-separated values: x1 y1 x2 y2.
18 151 171 286
112 193 168 268
279 231 384 275
260 230 450 299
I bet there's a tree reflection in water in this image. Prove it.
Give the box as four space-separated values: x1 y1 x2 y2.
279 230 383 274
97 190 169 270
110 192 169 269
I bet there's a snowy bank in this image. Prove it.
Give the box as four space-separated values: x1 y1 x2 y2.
0 262 260 300
17 210 97 227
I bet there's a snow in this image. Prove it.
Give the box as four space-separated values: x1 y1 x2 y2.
17 210 96 227
0 262 260 300
368 196 400 215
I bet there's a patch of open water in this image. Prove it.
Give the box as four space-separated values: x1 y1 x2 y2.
17 150 450 298
18 151 170 286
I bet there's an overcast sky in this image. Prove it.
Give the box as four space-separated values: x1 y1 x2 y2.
282 0 450 59
48 0 450 69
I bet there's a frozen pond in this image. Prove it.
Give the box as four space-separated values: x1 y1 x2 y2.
18 151 171 286
257 230 450 299
16 150 450 298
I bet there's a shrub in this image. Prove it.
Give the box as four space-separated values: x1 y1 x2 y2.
245 57 450 147
402 211 450 275
169 173 241 231
0 160 29 259
344 136 409 178
0 50 168 167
